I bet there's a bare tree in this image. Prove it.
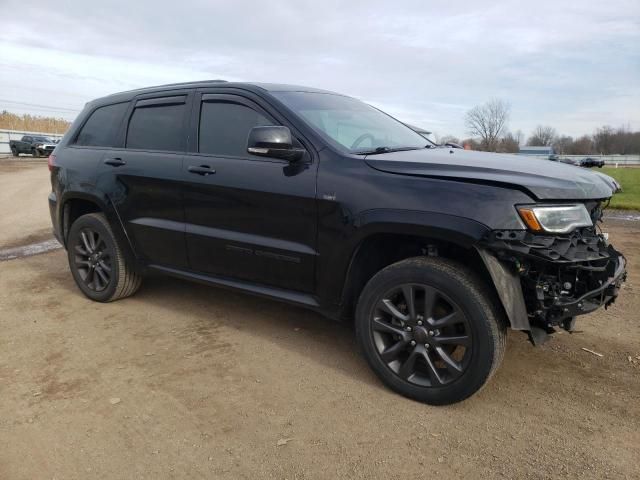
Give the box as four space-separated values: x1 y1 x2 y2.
593 126 615 154
571 135 594 155
553 135 574 155
514 129 525 147
498 131 520 153
437 134 461 145
465 99 510 151
527 125 557 146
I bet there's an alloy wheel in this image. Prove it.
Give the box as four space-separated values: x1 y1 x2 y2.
73 228 112 292
370 283 472 387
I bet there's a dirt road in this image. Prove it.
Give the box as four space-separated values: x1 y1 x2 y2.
0 159 53 248
1 161 639 479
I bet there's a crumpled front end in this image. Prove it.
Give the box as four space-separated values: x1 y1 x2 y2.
479 202 627 344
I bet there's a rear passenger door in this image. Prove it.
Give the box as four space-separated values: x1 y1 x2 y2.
95 91 192 268
182 91 318 292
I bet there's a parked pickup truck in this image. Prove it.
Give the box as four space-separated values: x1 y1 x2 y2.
48 80 627 405
10 135 57 157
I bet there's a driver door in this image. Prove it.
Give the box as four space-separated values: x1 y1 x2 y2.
182 91 318 293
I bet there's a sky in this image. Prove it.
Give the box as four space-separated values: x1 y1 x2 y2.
1 0 639 139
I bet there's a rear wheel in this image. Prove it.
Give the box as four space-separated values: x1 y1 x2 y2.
355 257 506 405
67 213 141 302
11 147 18 157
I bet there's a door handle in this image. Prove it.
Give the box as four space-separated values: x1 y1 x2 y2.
188 165 216 176
104 157 126 167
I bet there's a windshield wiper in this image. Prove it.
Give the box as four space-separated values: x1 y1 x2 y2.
354 146 423 155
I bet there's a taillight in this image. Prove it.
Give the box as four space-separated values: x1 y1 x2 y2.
48 154 56 172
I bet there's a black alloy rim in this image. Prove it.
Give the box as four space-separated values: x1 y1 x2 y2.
370 283 472 387
73 228 112 292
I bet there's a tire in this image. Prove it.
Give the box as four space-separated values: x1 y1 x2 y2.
11 147 18 157
32 148 41 158
67 213 141 302
355 256 506 405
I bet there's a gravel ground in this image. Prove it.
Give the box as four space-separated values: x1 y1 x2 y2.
0 161 639 479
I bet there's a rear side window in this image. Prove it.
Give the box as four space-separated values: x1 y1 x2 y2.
199 101 272 157
126 101 186 152
75 102 128 147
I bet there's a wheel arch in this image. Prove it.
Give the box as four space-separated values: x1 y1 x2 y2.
337 210 514 329
60 192 138 268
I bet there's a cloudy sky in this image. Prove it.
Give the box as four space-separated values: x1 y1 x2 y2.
1 0 638 139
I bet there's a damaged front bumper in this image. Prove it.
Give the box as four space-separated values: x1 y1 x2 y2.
477 227 627 344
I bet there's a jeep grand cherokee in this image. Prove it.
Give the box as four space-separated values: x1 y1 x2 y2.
48 81 626 404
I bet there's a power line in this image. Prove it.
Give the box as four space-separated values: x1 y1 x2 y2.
0 99 81 113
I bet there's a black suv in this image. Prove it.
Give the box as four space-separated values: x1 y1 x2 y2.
48 81 626 405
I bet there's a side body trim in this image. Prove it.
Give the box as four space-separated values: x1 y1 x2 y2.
129 217 317 255
148 264 320 307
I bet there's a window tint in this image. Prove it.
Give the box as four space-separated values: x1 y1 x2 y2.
199 101 272 156
126 103 186 152
75 102 128 147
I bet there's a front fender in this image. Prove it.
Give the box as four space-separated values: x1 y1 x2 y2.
354 209 491 247
317 208 493 308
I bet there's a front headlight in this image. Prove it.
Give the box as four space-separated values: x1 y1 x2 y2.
517 204 592 234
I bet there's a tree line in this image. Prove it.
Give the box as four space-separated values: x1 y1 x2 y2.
439 99 640 155
2 106 638 156
0 111 71 134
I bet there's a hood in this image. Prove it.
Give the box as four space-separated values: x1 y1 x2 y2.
365 148 616 200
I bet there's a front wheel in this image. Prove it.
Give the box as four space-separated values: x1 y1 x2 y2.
11 147 18 157
32 148 41 158
67 213 141 302
355 257 506 405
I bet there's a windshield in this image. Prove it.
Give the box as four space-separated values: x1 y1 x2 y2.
33 136 53 142
272 91 429 154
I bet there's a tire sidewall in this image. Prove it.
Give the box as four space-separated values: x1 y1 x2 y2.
356 259 499 404
67 215 121 302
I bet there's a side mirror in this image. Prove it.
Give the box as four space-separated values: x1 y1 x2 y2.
247 126 305 162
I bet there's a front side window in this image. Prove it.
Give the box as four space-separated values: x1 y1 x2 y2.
199 101 272 157
126 102 186 152
75 102 129 147
272 91 429 153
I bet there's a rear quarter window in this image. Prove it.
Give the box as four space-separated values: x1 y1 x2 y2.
75 102 129 147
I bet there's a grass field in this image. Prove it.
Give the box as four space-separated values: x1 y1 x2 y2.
600 167 640 210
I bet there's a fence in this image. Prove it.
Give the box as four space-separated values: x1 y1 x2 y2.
0 129 65 155
2 130 640 165
517 154 640 166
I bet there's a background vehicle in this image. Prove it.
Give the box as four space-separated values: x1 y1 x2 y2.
559 157 605 168
582 157 605 168
10 135 57 157
48 81 626 405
